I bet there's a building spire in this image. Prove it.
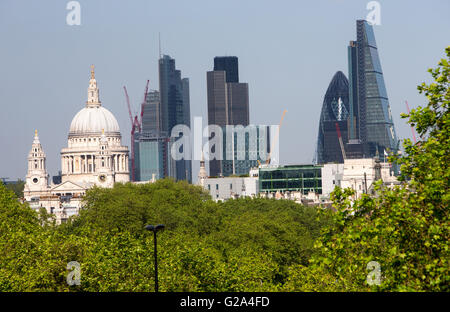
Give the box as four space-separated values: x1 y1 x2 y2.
33 129 40 144
87 65 101 107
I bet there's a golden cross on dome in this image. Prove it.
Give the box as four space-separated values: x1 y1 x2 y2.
90 64 95 79
35 129 38 137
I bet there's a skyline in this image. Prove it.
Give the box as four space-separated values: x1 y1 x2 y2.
1 0 450 181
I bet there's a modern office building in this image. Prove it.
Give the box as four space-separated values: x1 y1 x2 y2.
134 90 172 181
214 56 239 83
259 165 323 195
259 157 398 204
207 56 250 177
141 90 161 134
158 55 192 182
221 125 270 176
348 20 399 157
316 71 350 164
133 132 174 181
315 20 399 164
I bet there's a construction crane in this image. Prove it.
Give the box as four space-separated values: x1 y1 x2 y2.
124 82 149 181
140 80 150 127
266 109 287 165
405 100 417 144
335 122 347 161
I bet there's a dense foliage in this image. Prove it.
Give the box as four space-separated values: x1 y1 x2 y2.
0 179 329 291
3 179 25 199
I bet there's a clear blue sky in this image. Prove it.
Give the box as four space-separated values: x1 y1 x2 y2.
1 0 449 181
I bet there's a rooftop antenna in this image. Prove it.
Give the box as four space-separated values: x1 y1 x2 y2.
159 32 162 59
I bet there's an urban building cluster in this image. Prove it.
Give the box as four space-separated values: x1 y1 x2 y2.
198 19 401 203
18 19 401 222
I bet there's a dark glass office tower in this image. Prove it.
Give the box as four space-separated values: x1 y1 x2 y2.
348 20 399 157
159 55 192 182
214 56 239 83
316 71 350 164
207 56 249 177
315 20 399 164
142 90 161 134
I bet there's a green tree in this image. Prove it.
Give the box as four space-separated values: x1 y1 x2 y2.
3 179 25 199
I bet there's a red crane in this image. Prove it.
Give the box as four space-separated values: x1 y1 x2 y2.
124 83 149 181
405 100 417 144
335 122 347 161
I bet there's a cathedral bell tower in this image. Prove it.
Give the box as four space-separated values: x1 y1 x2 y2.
25 130 49 191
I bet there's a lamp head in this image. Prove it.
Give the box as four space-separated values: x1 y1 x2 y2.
144 224 165 232
144 224 155 231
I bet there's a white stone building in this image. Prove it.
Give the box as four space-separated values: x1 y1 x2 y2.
198 155 259 201
339 157 397 199
23 66 130 223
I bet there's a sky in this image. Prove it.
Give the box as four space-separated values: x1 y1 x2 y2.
0 0 449 182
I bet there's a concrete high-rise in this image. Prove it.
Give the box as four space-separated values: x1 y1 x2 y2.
207 56 249 177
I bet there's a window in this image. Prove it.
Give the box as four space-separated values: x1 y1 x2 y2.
216 184 218 190
208 185 210 190
230 184 233 190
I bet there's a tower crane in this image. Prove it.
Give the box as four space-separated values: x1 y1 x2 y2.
335 122 347 161
140 80 150 127
124 81 150 181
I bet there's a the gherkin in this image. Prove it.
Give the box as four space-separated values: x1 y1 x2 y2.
316 71 350 164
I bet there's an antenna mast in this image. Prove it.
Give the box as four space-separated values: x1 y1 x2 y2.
159 33 162 59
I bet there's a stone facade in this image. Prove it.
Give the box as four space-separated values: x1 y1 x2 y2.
23 66 130 223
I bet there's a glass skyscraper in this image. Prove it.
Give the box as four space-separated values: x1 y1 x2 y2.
134 133 174 181
316 20 399 164
134 90 176 181
316 71 350 164
221 125 270 176
350 20 399 157
159 55 192 182
214 56 239 83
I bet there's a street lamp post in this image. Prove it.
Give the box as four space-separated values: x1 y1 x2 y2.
144 224 165 292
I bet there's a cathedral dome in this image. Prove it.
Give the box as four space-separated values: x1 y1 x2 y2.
69 106 120 136
68 65 120 137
